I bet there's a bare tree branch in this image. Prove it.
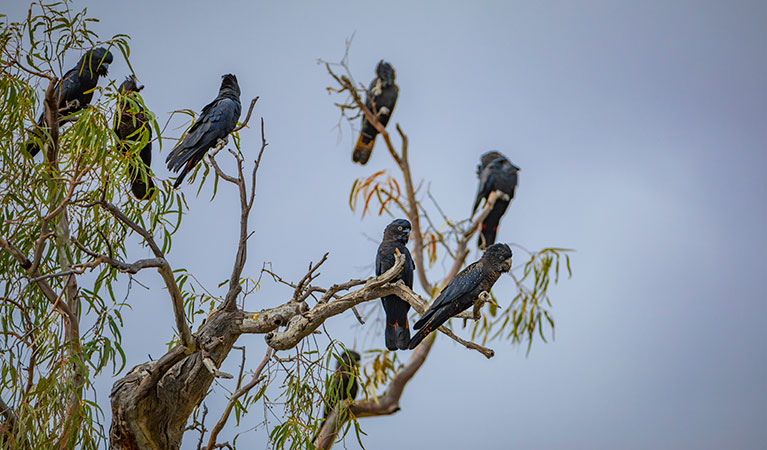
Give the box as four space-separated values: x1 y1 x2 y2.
262 254 406 349
222 115 268 311
241 253 493 356
232 97 259 133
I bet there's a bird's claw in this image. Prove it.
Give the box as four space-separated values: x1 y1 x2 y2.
478 291 498 307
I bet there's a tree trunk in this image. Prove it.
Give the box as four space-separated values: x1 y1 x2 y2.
109 309 241 450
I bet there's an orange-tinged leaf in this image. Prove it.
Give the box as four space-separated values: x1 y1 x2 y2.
361 186 378 218
349 178 359 210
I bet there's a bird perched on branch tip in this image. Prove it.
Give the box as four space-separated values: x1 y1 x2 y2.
408 243 512 349
165 74 241 188
353 60 398 165
473 151 519 250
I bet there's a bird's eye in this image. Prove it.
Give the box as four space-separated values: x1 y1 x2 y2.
397 226 403 231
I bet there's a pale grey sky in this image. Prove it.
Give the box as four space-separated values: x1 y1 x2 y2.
6 0 766 448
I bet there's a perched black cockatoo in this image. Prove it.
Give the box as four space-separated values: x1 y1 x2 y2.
376 219 415 351
165 74 241 188
26 47 114 156
318 349 361 435
472 151 520 250
408 243 512 349
352 60 398 165
114 76 155 200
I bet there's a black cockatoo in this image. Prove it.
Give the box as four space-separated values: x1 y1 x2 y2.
472 151 520 250
26 47 114 156
352 60 398 165
376 219 415 350
165 74 241 188
408 243 512 349
318 349 361 435
114 75 155 200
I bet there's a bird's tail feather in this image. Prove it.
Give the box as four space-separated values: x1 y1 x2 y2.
130 177 155 200
413 312 431 330
395 321 410 351
165 145 191 172
172 158 197 188
24 112 56 158
172 172 186 189
353 134 374 165
24 141 41 157
478 199 510 250
478 224 498 251
384 324 398 351
407 325 429 350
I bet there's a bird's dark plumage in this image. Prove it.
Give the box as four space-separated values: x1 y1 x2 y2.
114 76 155 200
26 47 113 156
472 151 519 250
408 243 512 349
376 219 415 350
165 74 241 188
318 349 360 435
353 60 398 165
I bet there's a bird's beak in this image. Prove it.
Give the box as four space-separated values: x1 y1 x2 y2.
503 257 512 272
137 84 145 91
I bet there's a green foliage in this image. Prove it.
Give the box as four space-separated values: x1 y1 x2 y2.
470 247 573 353
0 2 190 447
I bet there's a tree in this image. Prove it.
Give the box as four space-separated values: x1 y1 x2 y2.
0 3 571 449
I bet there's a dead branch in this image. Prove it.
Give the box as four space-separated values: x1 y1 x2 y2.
232 97 259 133
241 253 493 356
222 116 268 311
292 253 329 303
260 254 406 349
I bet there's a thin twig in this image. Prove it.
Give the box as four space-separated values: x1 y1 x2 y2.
206 347 272 450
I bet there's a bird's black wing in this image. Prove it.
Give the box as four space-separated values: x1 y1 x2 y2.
375 243 388 277
413 261 483 330
499 166 518 200
166 97 239 172
56 70 81 105
376 243 414 287
472 167 497 215
407 261 484 349
374 84 398 127
402 246 414 289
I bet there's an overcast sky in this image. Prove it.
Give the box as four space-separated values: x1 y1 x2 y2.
6 0 767 448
